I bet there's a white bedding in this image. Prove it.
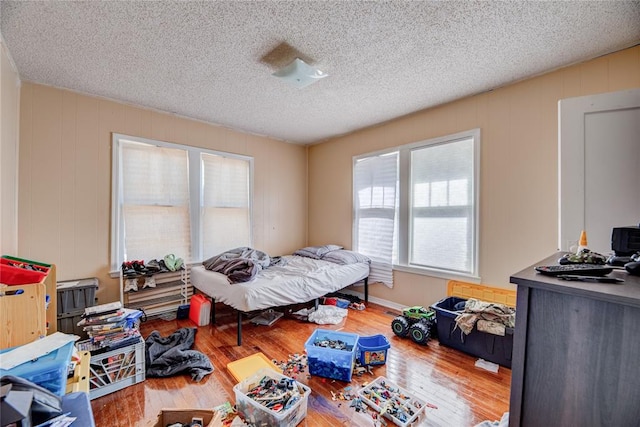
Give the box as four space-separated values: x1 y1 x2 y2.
190 255 369 312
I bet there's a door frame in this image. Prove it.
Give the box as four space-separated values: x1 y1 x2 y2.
559 88 640 253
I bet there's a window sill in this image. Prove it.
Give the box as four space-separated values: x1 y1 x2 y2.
393 264 481 283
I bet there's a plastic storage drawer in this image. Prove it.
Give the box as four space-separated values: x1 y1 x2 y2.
57 312 87 339
304 329 359 382
57 278 98 315
0 341 74 396
431 296 514 368
233 368 310 427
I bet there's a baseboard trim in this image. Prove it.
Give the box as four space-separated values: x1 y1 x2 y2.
339 289 405 312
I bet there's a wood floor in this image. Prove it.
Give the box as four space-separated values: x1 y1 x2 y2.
90 301 511 426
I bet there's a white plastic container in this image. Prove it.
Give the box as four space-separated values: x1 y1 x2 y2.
358 376 426 427
233 368 311 427
85 337 146 399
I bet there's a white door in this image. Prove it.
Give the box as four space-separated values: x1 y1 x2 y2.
559 88 640 255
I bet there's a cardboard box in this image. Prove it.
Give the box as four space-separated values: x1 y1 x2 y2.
151 408 220 427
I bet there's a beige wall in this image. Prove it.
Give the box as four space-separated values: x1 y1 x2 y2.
18 83 308 304
1 40 20 255
13 46 640 308
308 46 640 308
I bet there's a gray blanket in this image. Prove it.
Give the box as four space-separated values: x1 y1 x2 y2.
202 246 270 283
145 327 214 381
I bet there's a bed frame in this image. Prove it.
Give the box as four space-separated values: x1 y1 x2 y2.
209 278 368 346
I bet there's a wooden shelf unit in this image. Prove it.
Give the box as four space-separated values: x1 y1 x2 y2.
0 261 57 349
45 264 57 334
120 267 191 317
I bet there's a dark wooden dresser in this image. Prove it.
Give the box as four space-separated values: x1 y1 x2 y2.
509 253 640 427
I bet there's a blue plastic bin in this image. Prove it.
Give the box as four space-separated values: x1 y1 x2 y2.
357 334 390 366
0 341 74 396
304 329 359 382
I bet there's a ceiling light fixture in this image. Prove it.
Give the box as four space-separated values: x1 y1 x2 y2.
272 58 328 88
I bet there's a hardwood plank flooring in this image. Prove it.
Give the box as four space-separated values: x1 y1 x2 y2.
90 301 511 426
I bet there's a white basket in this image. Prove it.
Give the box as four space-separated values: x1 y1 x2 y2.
86 337 145 399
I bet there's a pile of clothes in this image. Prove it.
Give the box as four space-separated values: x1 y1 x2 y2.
202 247 280 283
454 299 515 336
145 327 214 381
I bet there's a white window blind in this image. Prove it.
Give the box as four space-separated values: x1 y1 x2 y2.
121 143 191 263
202 153 251 258
353 152 398 287
410 138 475 273
111 134 253 272
353 129 479 280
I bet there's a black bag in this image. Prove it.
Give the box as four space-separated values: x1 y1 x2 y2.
0 375 63 426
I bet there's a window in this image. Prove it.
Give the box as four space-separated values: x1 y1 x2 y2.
353 152 399 286
353 129 479 281
111 134 252 272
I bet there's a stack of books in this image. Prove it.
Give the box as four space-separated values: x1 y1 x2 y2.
76 301 143 353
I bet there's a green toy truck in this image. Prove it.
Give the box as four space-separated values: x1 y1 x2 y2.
391 306 436 345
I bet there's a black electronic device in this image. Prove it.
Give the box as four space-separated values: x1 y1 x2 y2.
624 261 640 276
612 225 640 256
607 255 632 266
557 275 624 283
535 264 613 276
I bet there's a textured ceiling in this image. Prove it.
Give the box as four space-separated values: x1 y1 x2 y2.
1 1 639 144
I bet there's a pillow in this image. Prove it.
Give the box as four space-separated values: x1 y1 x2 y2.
293 244 343 259
322 250 371 265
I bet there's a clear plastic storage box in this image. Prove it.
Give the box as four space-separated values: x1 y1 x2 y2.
233 368 310 427
358 376 426 427
0 341 74 396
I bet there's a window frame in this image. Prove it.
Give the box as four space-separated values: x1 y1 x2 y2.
354 128 480 280
110 133 254 274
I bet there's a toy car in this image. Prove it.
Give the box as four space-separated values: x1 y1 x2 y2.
391 306 436 345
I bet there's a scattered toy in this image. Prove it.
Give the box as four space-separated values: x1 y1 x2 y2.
391 306 436 345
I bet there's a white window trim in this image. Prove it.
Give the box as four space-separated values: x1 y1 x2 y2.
110 133 254 275
353 128 480 280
